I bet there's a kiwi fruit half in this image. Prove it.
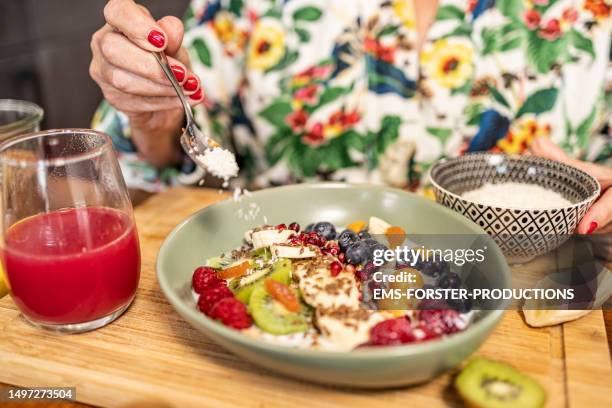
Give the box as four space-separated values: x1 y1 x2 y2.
249 283 309 335
455 358 546 408
230 259 292 303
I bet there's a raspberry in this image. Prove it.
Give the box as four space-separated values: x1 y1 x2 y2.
192 266 222 294
209 297 253 329
197 283 233 315
276 223 287 230
288 222 300 232
417 309 463 337
369 317 415 346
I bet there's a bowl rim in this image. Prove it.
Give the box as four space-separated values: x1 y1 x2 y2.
156 182 510 359
428 153 601 212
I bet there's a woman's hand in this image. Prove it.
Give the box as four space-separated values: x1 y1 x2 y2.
529 137 612 234
90 0 204 168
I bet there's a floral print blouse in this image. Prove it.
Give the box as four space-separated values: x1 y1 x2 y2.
92 0 611 192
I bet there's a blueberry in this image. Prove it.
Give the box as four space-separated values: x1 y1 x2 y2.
313 222 336 240
417 260 449 277
338 229 359 251
448 296 473 313
304 223 314 232
358 230 371 239
437 272 462 289
345 241 372 265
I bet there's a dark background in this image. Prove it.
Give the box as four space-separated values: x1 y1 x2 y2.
0 0 190 129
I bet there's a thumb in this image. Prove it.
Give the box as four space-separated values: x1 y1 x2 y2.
577 188 612 234
158 16 185 57
104 0 168 51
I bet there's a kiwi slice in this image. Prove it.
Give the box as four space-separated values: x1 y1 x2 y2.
455 358 546 408
249 283 308 335
230 259 292 303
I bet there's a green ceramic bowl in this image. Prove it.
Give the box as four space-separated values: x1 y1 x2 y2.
157 183 510 388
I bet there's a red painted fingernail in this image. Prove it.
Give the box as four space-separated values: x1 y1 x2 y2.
586 221 598 234
190 89 203 100
147 29 165 48
184 76 198 91
171 65 186 82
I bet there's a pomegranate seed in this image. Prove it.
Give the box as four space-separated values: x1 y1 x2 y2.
289 222 300 232
330 261 343 277
355 270 368 281
276 223 287 230
338 253 346 263
328 247 339 256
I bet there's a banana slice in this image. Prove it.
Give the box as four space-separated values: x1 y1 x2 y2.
294 262 361 309
315 308 391 351
251 229 294 249
270 244 317 259
368 216 392 235
522 309 590 327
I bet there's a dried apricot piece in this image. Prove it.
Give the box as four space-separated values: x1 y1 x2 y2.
218 260 250 279
347 220 367 233
264 278 300 312
385 225 406 248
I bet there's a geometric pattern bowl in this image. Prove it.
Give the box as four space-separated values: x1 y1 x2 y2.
429 153 600 263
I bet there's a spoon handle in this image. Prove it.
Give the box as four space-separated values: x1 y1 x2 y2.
152 52 197 126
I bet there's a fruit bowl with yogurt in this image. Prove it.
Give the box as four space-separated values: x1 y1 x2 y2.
157 184 510 387
191 217 475 351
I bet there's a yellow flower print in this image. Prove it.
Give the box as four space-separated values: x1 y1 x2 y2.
247 20 286 70
392 0 415 28
496 117 551 154
212 11 247 56
421 39 474 89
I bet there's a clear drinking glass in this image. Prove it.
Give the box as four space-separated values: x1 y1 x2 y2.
0 99 44 140
0 129 140 333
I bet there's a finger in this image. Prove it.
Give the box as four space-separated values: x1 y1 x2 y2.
104 0 167 51
101 85 204 113
98 31 188 85
565 161 612 190
577 187 612 234
93 59 179 97
173 46 192 67
158 16 184 56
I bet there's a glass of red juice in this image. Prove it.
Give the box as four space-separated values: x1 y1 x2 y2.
0 129 140 333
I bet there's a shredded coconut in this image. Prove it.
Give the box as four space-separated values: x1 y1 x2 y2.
198 147 239 182
462 182 572 209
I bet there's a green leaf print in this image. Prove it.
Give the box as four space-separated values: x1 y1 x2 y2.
515 88 558 118
265 131 292 166
436 5 465 20
229 0 243 15
575 107 597 150
317 87 350 108
497 0 524 21
487 84 511 110
265 49 299 73
192 38 212 68
464 103 485 126
295 27 311 42
293 6 323 22
570 29 595 59
367 116 401 168
259 101 293 128
526 32 567 74
426 127 453 146
378 25 400 38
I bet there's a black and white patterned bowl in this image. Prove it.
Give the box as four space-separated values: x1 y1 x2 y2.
429 153 600 263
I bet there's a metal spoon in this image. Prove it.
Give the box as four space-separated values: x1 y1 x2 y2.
152 51 225 171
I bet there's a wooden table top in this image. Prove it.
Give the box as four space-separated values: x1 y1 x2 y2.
0 187 610 407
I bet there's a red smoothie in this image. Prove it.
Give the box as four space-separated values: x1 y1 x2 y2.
3 207 140 324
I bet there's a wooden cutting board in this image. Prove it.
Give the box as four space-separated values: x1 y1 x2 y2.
0 187 610 407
